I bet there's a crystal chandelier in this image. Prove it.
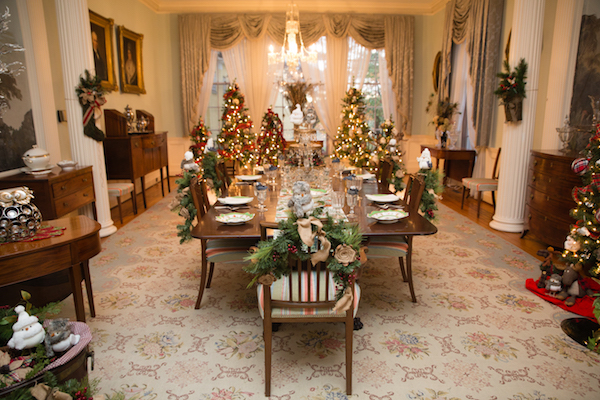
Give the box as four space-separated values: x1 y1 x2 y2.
268 2 316 69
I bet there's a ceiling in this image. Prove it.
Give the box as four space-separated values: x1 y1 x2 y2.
137 0 448 15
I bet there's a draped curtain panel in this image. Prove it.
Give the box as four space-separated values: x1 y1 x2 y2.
378 50 399 130
438 0 504 149
348 37 371 89
178 13 415 138
196 50 218 124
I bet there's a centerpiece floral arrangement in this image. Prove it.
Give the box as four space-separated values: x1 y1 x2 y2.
244 211 363 302
494 58 528 122
425 93 459 133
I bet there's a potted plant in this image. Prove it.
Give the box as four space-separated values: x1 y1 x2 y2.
425 94 459 149
495 58 528 122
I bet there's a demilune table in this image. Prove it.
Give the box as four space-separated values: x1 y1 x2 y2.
191 175 437 307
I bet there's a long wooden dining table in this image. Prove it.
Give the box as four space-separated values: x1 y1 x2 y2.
191 174 438 307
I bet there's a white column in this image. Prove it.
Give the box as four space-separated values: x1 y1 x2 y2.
490 0 545 233
55 0 116 237
540 0 584 150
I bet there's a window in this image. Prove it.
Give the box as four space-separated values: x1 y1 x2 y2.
205 52 229 138
363 50 384 135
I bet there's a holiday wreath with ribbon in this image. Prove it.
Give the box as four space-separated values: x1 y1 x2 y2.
75 70 107 142
244 209 365 312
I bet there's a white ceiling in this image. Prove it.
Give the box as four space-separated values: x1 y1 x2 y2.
137 0 448 15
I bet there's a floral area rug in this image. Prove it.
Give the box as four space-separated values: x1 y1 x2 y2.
85 191 600 399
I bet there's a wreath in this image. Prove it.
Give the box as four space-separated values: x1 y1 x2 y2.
75 70 107 142
244 211 364 310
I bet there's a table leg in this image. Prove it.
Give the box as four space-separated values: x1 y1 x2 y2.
194 239 209 309
406 236 416 303
81 260 96 318
160 168 165 197
166 166 171 192
69 264 86 322
141 177 147 209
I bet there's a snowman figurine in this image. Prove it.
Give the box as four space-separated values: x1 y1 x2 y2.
417 148 433 170
7 305 45 350
290 104 304 126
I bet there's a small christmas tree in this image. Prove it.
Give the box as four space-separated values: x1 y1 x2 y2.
189 118 210 161
378 118 406 193
217 82 256 166
334 86 373 168
257 107 286 166
563 123 600 279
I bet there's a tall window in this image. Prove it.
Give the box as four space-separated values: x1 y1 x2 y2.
363 50 384 134
205 52 229 138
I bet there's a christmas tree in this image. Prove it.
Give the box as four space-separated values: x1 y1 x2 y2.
379 118 406 193
563 123 600 278
189 117 210 161
334 86 373 169
217 82 256 166
257 107 286 166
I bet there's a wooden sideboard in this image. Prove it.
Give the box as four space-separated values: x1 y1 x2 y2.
0 166 96 220
523 149 580 249
102 131 170 208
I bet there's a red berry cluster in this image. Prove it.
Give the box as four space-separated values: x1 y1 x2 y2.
272 252 280 261
287 244 298 254
74 388 91 400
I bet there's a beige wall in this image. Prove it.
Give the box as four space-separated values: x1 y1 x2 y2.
43 0 183 164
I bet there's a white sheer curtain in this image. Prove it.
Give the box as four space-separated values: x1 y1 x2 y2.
347 37 371 89
221 36 279 128
378 50 398 124
196 50 218 124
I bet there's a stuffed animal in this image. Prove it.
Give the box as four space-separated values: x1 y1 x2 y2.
545 273 562 296
7 306 45 350
555 264 593 307
536 247 563 289
180 151 199 172
44 319 80 357
288 181 314 218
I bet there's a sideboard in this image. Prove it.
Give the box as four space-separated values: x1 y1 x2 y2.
523 149 580 249
0 166 96 220
102 131 170 208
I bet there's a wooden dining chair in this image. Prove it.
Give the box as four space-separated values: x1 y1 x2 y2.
378 158 394 187
216 161 231 189
363 174 426 302
189 176 257 308
258 222 360 397
461 147 501 218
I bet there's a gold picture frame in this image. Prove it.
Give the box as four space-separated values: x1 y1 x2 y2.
432 51 441 93
118 26 146 94
89 10 118 91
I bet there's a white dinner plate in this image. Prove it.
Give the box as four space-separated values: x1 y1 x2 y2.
365 193 400 203
21 166 55 175
215 212 255 225
310 188 327 197
235 175 262 181
367 209 409 224
356 173 376 180
217 196 253 205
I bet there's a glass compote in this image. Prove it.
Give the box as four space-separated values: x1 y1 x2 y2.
346 188 359 219
254 183 268 211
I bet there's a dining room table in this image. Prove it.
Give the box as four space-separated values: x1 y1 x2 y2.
191 168 438 307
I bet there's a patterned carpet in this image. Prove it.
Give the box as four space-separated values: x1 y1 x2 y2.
84 191 600 399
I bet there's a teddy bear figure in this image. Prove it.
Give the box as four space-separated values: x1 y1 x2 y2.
7 305 45 350
44 319 81 358
288 181 314 218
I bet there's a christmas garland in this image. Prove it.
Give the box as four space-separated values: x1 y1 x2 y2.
171 152 228 244
244 211 363 303
418 168 444 221
75 70 107 142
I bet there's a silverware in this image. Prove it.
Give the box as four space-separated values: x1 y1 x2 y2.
371 203 404 210
214 205 251 211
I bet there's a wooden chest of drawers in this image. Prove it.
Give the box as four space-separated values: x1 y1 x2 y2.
0 166 96 220
524 150 580 249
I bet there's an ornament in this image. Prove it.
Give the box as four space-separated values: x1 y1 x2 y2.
334 244 357 266
577 226 591 236
572 158 589 175
7 305 45 350
564 236 581 252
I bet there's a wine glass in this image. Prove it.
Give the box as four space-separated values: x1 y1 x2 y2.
254 184 268 211
346 192 358 219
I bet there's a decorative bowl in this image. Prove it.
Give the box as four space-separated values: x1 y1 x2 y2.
22 145 50 171
367 209 408 224
215 212 255 225
217 196 253 205
57 160 78 171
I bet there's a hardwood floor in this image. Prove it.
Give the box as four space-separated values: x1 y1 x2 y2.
106 176 548 261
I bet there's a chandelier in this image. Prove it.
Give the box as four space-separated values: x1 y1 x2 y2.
268 2 316 69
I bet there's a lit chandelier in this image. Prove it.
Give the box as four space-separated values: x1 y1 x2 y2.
268 2 317 69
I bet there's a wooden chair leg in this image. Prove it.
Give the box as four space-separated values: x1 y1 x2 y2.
117 196 123 224
398 257 408 282
346 313 353 395
477 192 482 219
406 238 416 302
264 318 272 397
206 262 215 288
461 186 467 209
195 240 209 309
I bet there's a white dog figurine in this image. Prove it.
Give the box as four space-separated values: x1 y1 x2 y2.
417 148 433 170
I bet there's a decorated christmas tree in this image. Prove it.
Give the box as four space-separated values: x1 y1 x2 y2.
189 117 210 161
563 123 600 278
217 82 255 166
378 118 406 193
257 107 286 166
334 86 373 168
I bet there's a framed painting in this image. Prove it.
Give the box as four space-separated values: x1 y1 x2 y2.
89 10 118 91
118 26 146 94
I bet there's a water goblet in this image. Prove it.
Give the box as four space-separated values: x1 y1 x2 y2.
332 191 345 211
346 190 358 219
254 183 268 211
